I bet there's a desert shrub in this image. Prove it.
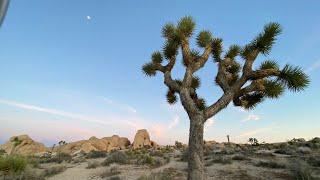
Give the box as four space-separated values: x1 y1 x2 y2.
136 154 155 166
307 156 320 167
0 149 6 156
86 160 100 169
0 155 27 173
207 156 232 165
289 161 313 180
40 152 72 164
179 148 188 162
102 151 128 166
255 160 285 169
26 156 40 168
2 168 45 180
109 176 121 180
274 147 295 155
149 150 164 157
138 168 182 180
232 154 248 161
43 165 66 177
86 150 107 159
100 165 121 178
175 141 184 149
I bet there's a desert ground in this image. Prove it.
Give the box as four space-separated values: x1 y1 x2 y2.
0 130 319 180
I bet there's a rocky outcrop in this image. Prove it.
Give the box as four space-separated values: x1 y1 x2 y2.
0 135 47 155
58 135 130 154
132 129 158 149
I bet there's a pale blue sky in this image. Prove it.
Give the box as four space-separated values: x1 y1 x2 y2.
0 1 319 146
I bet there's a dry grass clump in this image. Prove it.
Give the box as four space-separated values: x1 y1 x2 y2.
43 165 66 177
138 168 183 180
205 156 232 166
101 151 129 166
0 155 27 174
40 152 72 164
100 165 121 178
255 160 285 169
288 160 314 180
231 154 249 161
86 160 100 169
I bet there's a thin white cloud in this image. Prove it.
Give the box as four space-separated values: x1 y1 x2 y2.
237 126 274 138
102 97 137 114
204 117 215 132
86 16 91 20
168 115 180 129
0 98 113 126
306 59 320 73
242 114 261 122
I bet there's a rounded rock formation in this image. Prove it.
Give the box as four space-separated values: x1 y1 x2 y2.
0 135 47 155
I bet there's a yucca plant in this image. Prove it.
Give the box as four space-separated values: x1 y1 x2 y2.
142 16 309 180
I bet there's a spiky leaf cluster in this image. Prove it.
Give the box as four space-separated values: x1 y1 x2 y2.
191 76 201 89
190 49 201 59
263 80 284 98
278 65 310 92
196 30 212 48
162 23 176 39
225 45 240 59
142 63 156 76
211 38 223 62
240 44 256 60
260 60 279 70
252 22 282 55
163 40 179 59
166 89 177 104
241 92 265 109
195 98 206 111
177 16 195 38
151 51 163 64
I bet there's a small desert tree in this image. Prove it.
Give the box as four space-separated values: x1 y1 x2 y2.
142 16 309 180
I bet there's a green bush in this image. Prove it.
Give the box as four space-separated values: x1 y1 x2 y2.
2 168 45 180
101 151 128 166
43 165 66 177
0 155 27 173
86 150 107 159
0 149 6 156
136 154 155 166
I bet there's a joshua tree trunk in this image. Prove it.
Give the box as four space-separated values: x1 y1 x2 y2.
188 114 205 180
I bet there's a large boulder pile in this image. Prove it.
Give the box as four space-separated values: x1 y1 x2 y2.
0 135 48 155
58 135 130 154
132 129 158 149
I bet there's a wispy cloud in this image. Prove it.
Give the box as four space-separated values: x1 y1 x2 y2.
168 115 180 129
306 59 320 73
102 97 137 114
242 114 261 123
0 98 113 126
204 117 215 132
237 126 274 138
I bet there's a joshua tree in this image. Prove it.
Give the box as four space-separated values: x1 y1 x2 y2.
227 135 230 143
142 16 309 179
249 137 259 146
